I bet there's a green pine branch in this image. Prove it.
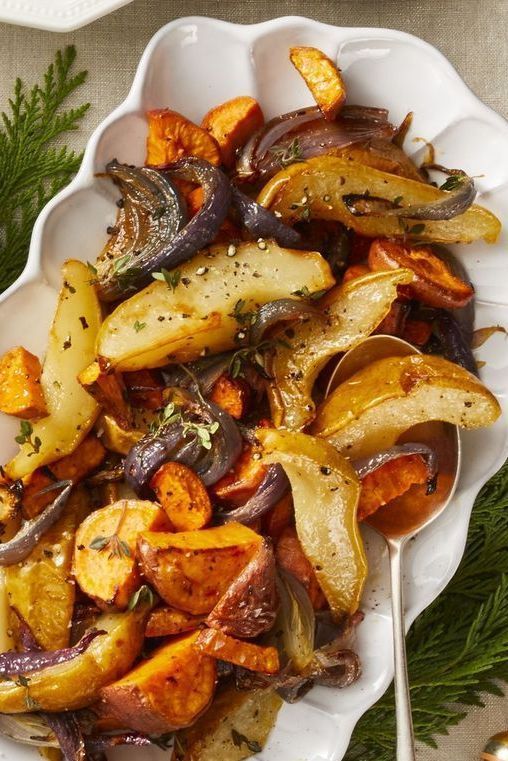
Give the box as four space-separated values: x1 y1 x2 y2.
346 459 508 760
0 46 89 293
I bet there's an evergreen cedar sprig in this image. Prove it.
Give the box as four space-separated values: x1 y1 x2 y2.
346 459 508 760
0 46 89 292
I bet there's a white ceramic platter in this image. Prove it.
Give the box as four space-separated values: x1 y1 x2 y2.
0 15 507 761
0 0 132 32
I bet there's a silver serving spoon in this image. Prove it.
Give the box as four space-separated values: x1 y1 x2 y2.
326 334 461 761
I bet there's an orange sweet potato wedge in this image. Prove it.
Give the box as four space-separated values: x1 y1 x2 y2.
276 527 326 610
289 46 346 121
137 523 262 615
101 631 217 734
73 499 169 610
150 461 212 531
22 435 106 519
0 346 47 420
146 607 205 638
263 493 294 542
342 263 371 284
78 361 131 429
196 628 280 674
358 454 429 521
210 373 251 420
146 109 221 167
212 443 266 505
201 96 264 167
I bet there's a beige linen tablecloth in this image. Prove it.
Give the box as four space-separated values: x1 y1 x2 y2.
0 1 507 758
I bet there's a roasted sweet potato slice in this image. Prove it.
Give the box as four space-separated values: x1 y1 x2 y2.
374 301 408 337
137 523 262 615
123 369 165 410
100 631 217 734
289 46 346 120
22 435 106 519
196 629 279 674
212 443 266 505
78 361 131 428
342 263 370 283
368 239 475 309
210 374 251 420
206 539 278 638
263 493 294 541
201 96 264 167
358 454 429 521
150 462 212 531
146 607 204 638
402 318 433 347
276 527 326 609
73 500 169 610
146 109 221 166
0 346 47 420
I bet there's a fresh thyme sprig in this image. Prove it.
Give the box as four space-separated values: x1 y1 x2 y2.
14 421 42 456
0 46 89 293
269 137 304 168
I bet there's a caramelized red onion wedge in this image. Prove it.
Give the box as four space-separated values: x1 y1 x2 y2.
219 465 290 525
43 712 86 761
344 167 476 221
231 187 302 248
433 310 479 376
85 733 152 753
353 443 439 495
0 480 72 566
250 298 321 345
0 629 105 677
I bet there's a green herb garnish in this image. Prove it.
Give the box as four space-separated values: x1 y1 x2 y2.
229 298 256 326
440 174 464 192
128 584 156 611
408 223 426 235
291 285 327 300
133 320 147 333
15 421 42 455
269 136 304 168
148 401 182 435
231 729 262 754
152 267 181 291
89 534 131 559
182 419 219 450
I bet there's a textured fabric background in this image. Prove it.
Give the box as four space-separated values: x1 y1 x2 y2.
0 1 507 758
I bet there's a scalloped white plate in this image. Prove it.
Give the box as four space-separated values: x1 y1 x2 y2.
0 0 132 32
0 16 507 761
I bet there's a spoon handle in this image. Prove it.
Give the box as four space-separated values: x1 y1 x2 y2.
388 537 416 761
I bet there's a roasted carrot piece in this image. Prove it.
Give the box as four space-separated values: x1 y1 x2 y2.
196 628 280 674
100 631 217 734
78 361 131 428
276 527 326 609
0 347 47 420
123 369 164 410
212 443 266 505
263 493 294 542
73 499 169 610
22 435 106 519
150 462 212 531
342 263 371 283
146 109 221 167
201 96 264 167
402 319 433 347
358 454 429 521
146 606 205 638
210 373 251 420
289 46 346 121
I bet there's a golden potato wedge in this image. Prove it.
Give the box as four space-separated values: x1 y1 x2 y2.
258 156 501 244
0 606 150 713
268 269 413 429
96 241 334 371
312 354 502 458
100 631 217 734
137 523 262 615
290 46 346 120
258 428 366 617
6 487 90 650
6 261 102 480
178 685 282 761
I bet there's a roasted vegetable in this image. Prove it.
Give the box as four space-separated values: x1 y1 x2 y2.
6 261 102 480
0 484 21 540
73 499 169 610
124 369 165 410
146 108 221 166
258 156 501 244
0 606 150 712
201 96 264 167
0 346 47 420
78 362 131 429
312 354 502 458
276 527 325 609
96 240 334 371
218 465 290 527
150 461 212 531
212 442 267 505
368 239 474 308
276 568 316 672
206 539 278 638
177 684 282 761
268 269 413 430
146 607 205 638
101 631 217 734
357 453 431 521
6 488 89 650
137 523 262 615
22 435 106 519
337 138 423 181
196 629 280 674
99 414 144 456
263 493 293 541
258 429 366 617
210 374 251 420
289 46 346 120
